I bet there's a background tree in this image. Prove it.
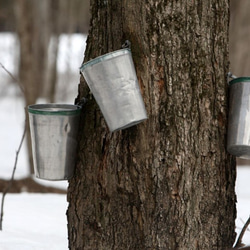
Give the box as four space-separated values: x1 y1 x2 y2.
229 0 250 168
229 0 250 77
12 0 90 174
67 1 236 249
14 0 51 173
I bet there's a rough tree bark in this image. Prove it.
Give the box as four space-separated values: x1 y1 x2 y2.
67 1 236 249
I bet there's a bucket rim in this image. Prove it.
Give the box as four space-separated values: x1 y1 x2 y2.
28 104 82 116
229 77 250 85
80 48 131 71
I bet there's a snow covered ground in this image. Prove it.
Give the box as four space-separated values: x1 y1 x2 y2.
235 166 250 246
0 194 68 250
0 33 250 249
0 32 85 250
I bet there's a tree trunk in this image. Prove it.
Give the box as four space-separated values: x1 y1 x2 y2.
229 0 250 77
15 0 39 174
15 0 51 174
67 1 236 249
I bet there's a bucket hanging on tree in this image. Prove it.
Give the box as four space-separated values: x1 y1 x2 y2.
227 75 250 159
28 104 82 180
80 44 147 132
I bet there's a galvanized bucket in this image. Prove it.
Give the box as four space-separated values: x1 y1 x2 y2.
80 48 147 132
227 77 250 159
28 104 82 180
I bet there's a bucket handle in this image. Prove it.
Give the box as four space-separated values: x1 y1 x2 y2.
76 97 88 106
122 40 131 49
227 72 237 85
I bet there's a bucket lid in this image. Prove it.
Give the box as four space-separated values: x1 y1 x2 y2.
28 104 82 116
80 48 131 71
229 77 250 85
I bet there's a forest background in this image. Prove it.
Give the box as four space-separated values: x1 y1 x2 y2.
0 0 250 249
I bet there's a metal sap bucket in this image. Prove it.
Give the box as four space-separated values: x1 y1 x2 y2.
227 77 250 159
80 48 147 132
28 104 82 180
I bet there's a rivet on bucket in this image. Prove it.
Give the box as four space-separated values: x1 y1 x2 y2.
28 104 82 180
80 46 147 132
227 75 250 159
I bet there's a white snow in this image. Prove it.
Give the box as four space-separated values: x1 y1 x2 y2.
0 32 250 249
0 194 68 250
235 166 250 246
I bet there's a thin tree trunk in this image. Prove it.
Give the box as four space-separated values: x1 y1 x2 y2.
15 0 38 174
45 35 59 103
229 0 250 77
67 1 236 249
14 0 53 174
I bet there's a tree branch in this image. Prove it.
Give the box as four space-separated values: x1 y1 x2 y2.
0 62 25 93
0 117 27 230
0 61 28 231
234 216 250 248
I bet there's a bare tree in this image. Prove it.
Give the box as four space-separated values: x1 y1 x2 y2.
229 0 250 77
67 1 236 249
229 0 250 168
13 0 90 174
14 0 51 173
